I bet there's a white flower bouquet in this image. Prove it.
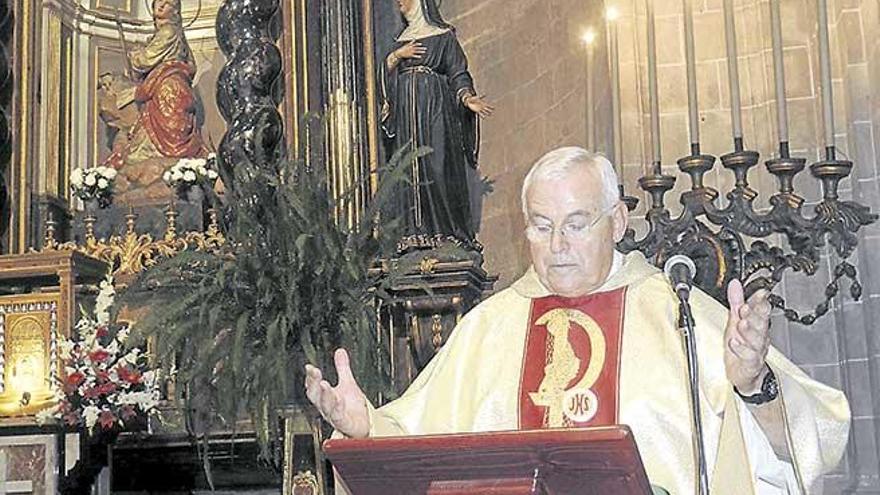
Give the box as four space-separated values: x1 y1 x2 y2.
163 154 219 201
70 166 117 208
36 276 161 435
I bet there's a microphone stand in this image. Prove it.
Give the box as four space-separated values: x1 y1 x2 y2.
676 291 710 495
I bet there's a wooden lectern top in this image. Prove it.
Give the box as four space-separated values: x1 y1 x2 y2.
324 426 652 495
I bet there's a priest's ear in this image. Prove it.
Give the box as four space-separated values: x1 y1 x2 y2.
611 201 629 243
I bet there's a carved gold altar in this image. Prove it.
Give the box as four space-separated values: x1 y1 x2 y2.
43 205 225 280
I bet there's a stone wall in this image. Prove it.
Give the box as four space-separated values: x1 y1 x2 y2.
441 0 880 491
439 0 603 281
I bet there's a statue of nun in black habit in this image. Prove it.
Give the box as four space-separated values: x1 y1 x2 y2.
380 0 494 249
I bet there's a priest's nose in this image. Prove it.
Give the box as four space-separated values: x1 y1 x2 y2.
549 229 570 253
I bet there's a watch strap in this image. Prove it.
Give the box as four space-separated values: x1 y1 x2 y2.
734 368 779 405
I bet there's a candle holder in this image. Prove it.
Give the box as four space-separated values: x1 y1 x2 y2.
639 172 676 211
809 151 874 262
720 148 760 200
810 156 851 202
619 185 640 212
678 153 719 214
766 149 806 209
44 215 58 250
618 141 877 326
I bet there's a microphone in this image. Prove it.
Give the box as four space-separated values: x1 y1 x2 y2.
664 254 709 495
664 254 696 300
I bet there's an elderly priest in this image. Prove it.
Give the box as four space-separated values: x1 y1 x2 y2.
304 147 849 494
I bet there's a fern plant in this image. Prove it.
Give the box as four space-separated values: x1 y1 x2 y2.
119 143 421 459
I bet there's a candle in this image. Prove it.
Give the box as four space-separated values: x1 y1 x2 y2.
769 0 789 145
607 7 622 170
683 0 699 147
583 29 597 150
816 0 834 149
722 0 743 142
646 0 661 168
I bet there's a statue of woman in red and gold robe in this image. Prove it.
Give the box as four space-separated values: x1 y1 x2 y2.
104 0 207 202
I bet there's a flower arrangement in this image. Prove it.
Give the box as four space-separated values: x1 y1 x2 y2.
37 276 161 434
163 154 219 199
70 167 117 209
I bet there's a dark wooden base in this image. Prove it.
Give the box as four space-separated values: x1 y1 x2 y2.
111 430 281 491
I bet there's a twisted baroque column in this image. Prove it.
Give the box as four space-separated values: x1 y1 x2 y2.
215 0 285 227
0 0 12 243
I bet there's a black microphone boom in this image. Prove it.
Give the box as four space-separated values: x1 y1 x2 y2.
664 254 697 300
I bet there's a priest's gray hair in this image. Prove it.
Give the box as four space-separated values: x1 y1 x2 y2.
521 147 620 217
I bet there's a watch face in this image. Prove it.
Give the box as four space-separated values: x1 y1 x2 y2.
764 371 779 401
736 370 779 405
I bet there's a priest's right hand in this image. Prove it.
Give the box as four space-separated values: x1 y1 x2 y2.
304 348 370 439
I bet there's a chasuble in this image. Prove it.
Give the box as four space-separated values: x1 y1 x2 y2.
363 251 849 494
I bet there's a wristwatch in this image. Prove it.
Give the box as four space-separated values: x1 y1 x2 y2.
734 367 779 405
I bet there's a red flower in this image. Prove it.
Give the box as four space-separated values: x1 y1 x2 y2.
82 382 116 399
99 410 117 430
95 326 109 339
117 366 142 385
95 370 111 383
121 404 137 421
89 349 110 363
63 410 81 426
66 371 85 387
83 386 101 399
98 382 117 396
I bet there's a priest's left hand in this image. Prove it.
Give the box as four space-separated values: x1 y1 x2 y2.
724 279 772 394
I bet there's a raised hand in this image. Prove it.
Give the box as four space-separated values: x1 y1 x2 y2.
724 279 772 394
304 348 370 438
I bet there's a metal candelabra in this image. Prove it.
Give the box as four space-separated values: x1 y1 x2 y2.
618 140 877 325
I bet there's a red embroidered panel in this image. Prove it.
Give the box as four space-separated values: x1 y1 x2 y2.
518 288 626 429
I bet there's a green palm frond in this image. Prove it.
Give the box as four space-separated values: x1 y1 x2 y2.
120 142 426 457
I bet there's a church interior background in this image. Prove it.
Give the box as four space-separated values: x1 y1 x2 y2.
0 0 875 491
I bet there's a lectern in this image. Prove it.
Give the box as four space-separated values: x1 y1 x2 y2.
324 426 652 495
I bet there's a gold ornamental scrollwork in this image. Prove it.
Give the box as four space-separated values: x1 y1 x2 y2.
291 470 320 494
430 313 443 349
419 257 439 274
43 206 225 277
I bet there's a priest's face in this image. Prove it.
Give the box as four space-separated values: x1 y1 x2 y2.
525 169 628 297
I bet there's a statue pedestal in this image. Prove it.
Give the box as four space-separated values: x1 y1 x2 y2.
376 247 497 394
